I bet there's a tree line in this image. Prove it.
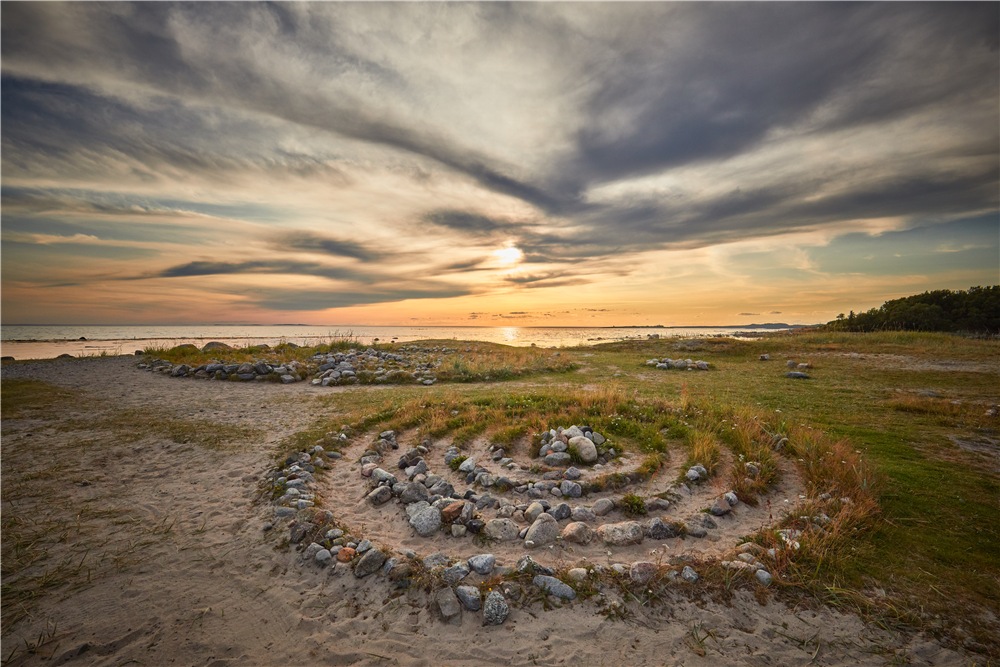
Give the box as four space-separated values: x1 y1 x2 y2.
826 286 1000 333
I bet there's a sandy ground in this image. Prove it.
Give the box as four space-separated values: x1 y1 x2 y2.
0 357 977 666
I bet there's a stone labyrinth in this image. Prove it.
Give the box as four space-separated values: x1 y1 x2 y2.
266 418 815 625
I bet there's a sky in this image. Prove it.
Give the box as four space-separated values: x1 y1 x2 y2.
2 2 998 327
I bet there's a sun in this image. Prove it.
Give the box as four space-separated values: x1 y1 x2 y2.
492 246 524 266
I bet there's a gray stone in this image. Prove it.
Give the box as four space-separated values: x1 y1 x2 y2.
681 565 699 583
592 432 606 446
563 467 582 480
483 518 521 541
516 555 554 576
435 587 462 621
423 552 451 569
597 521 644 546
710 496 732 516
353 549 387 578
468 553 496 575
571 507 596 522
525 502 545 523
785 371 810 379
458 457 477 473
399 482 430 504
724 491 739 506
550 503 572 521
645 517 682 540
567 436 598 464
533 574 576 600
483 590 509 626
567 567 588 582
563 426 584 439
685 468 702 482
755 569 773 586
592 498 615 516
367 486 393 506
371 468 397 484
315 548 333 566
409 506 442 536
645 498 671 512
456 585 482 611
443 564 470 589
356 539 372 554
550 441 568 453
524 514 559 549
559 480 583 498
451 524 467 538
544 452 571 466
405 500 430 519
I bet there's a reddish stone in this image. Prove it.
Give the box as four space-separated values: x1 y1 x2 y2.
337 547 356 563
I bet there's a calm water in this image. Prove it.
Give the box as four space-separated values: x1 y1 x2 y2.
0 324 787 360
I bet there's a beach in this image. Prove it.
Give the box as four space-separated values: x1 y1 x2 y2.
2 350 983 666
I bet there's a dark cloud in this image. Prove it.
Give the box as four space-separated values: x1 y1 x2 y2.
738 312 760 317
153 260 372 283
251 286 474 311
280 231 384 262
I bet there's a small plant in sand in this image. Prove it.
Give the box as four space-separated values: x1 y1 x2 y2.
448 455 468 472
620 493 647 516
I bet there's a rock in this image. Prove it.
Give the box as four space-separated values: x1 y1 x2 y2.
563 426 585 439
550 503 571 521
466 519 485 534
482 590 509 626
560 522 594 544
483 518 521 541
592 432 606 446
559 480 583 498
337 547 356 563
724 491 739 506
202 341 233 352
409 506 442 536
399 482 430 504
371 468 397 484
567 436 597 463
524 502 545 523
406 500 430 519
524 514 559 548
458 457 477 473
645 498 671 512
353 548 387 578
533 575 576 600
515 555 554 576
645 517 682 540
785 371 810 379
367 486 393 506
456 585 482 611
630 561 658 585
710 496 732 516
544 452 571 466
451 524 467 538
681 565 699 583
468 554 496 575
435 587 462 621
592 498 614 516
441 500 467 523
563 467 582 480
567 568 588 582
685 468 702 482
597 521 644 546
356 539 372 554
571 507 596 522
442 562 470 585
423 552 451 569
755 569 774 586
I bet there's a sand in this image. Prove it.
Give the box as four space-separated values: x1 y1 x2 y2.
0 356 973 666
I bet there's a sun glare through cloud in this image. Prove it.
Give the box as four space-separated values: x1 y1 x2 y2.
492 246 524 267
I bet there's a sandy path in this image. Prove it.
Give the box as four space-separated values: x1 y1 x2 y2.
1 357 972 666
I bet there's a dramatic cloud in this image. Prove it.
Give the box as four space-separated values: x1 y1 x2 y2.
2 2 997 325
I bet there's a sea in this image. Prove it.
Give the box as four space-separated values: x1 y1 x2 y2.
0 324 795 360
